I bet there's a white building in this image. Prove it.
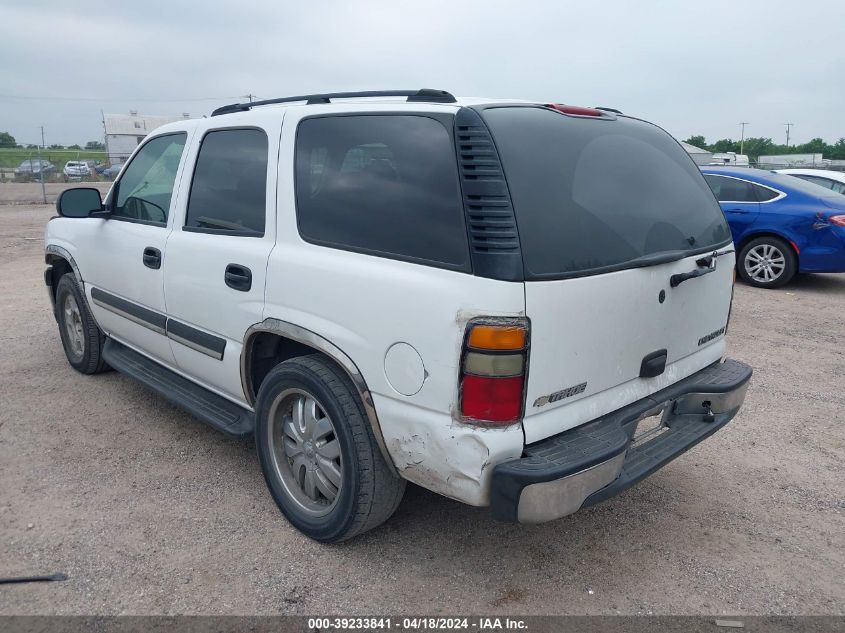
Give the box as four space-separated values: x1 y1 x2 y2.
757 153 827 168
679 141 713 166
103 111 192 164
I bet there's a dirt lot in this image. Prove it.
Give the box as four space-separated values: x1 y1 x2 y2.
1 200 843 616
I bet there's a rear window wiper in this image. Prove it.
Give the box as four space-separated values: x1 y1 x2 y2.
623 250 690 269
670 251 719 287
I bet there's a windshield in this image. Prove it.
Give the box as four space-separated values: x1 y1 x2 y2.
482 107 732 279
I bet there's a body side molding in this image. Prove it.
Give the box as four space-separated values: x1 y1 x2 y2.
241 318 394 472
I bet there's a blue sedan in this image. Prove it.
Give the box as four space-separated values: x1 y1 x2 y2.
701 166 845 288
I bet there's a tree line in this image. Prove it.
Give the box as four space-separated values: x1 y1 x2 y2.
683 135 845 161
0 132 104 151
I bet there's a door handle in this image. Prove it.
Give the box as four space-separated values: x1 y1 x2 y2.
725 208 749 214
142 247 161 269
224 263 252 292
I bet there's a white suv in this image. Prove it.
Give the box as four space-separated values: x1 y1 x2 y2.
45 89 752 542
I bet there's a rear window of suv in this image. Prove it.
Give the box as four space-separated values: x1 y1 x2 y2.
294 115 469 269
482 107 732 278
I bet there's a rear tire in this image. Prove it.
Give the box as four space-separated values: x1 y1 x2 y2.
55 274 110 374
255 354 405 542
737 236 796 289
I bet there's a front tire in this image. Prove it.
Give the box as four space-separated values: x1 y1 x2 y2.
737 236 797 288
255 354 405 542
54 274 109 374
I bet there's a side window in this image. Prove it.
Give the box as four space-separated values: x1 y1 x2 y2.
831 181 845 194
184 128 268 236
113 133 186 224
295 115 468 268
795 174 832 189
704 175 757 202
753 184 780 202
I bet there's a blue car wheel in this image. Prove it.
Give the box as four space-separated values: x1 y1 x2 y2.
737 236 797 289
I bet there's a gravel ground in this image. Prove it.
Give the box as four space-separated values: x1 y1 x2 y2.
1 202 843 616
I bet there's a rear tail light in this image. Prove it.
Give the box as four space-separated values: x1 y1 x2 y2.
460 320 529 425
830 215 845 227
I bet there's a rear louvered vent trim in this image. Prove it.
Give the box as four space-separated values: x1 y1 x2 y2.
455 114 521 258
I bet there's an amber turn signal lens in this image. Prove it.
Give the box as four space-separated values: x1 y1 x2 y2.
467 325 526 351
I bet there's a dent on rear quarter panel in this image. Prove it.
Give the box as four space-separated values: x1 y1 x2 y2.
375 309 528 506
375 393 524 506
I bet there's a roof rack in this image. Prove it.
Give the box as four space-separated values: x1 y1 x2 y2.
595 106 623 114
211 89 457 117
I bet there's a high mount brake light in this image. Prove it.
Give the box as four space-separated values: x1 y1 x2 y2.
545 104 605 117
460 320 529 424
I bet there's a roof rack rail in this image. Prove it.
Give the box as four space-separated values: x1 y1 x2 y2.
595 106 623 114
211 89 457 117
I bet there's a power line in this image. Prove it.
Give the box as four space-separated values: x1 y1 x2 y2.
0 93 241 103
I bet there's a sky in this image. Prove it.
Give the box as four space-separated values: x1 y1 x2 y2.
1 0 843 148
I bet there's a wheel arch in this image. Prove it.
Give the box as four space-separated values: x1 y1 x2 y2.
241 318 395 472
736 231 800 260
45 244 86 315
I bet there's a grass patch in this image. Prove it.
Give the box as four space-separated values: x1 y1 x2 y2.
0 148 107 169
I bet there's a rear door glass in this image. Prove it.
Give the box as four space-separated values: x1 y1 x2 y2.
483 107 731 278
184 128 268 236
294 115 469 269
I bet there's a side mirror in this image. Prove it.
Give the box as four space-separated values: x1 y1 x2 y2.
56 188 105 218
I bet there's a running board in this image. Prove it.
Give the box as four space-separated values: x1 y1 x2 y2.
102 339 255 437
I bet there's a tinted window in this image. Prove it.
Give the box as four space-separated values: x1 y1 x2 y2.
113 133 186 224
295 115 468 268
703 175 758 203
753 184 780 202
483 107 731 277
185 128 268 235
795 174 835 190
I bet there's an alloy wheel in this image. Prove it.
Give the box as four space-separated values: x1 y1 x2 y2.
267 388 343 516
62 293 85 360
744 244 786 284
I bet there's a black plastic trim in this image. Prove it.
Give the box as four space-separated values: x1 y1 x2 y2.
102 339 252 437
640 349 668 378
108 215 167 228
166 319 226 360
90 287 167 332
182 225 264 238
490 359 752 521
454 107 523 281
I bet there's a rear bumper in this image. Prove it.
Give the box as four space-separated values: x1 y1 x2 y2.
490 358 752 523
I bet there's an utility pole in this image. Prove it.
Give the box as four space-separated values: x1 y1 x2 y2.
739 122 750 155
38 126 47 204
242 94 257 103
785 123 794 147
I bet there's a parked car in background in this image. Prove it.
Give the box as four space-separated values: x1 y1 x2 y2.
702 166 845 288
14 159 56 180
101 163 123 179
776 169 845 195
63 161 91 180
